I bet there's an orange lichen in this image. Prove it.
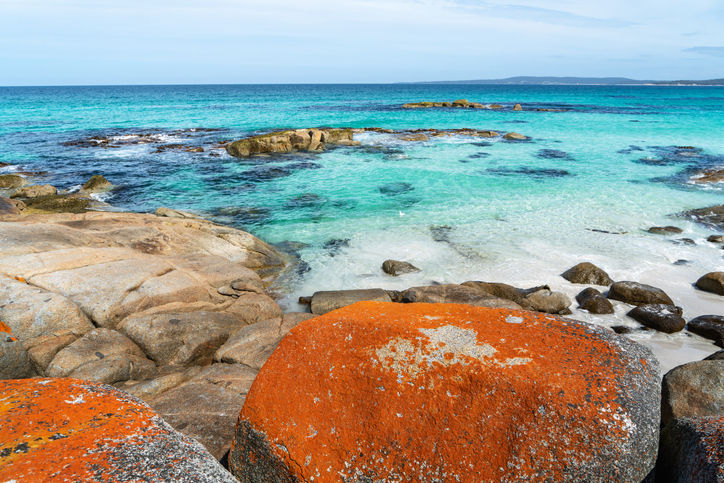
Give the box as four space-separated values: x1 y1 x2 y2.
12 276 26 283
231 302 656 482
0 321 11 334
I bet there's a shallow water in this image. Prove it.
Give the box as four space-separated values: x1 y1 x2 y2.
2 84 724 373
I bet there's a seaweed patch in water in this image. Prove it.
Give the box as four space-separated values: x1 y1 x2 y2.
430 224 453 243
536 149 572 160
469 153 491 159
323 238 350 257
486 167 573 179
617 145 644 155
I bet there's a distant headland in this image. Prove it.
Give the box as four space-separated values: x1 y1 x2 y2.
401 76 724 86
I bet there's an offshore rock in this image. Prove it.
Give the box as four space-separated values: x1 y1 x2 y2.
562 262 614 286
0 174 27 189
81 174 113 193
503 132 528 140
310 288 392 315
382 259 421 276
687 315 724 341
661 360 724 426
230 302 660 483
0 378 237 483
656 416 724 483
226 128 354 157
401 284 523 310
608 281 675 306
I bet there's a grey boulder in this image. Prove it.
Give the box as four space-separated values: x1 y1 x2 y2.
561 262 613 286
627 304 686 334
607 281 674 306
661 360 724 426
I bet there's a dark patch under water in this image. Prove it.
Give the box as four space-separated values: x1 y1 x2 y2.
286 193 327 209
617 145 644 155
379 182 415 196
430 224 453 243
468 153 491 159
486 167 573 179
470 141 492 147
323 238 350 257
536 149 572 160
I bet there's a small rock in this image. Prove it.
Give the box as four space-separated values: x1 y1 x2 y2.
513 104 523 111
662 360 724 426
503 132 527 140
562 262 613 286
399 133 429 142
707 235 724 243
401 284 523 310
9 184 57 199
612 325 635 334
298 296 312 305
230 281 265 294
382 259 421 276
648 226 683 235
489 104 503 109
576 287 615 314
656 416 724 483
451 99 469 107
608 281 674 306
687 315 724 341
0 174 27 189
310 289 392 315
81 175 113 193
696 272 724 295
217 285 237 297
0 196 25 215
627 304 686 333
525 290 572 314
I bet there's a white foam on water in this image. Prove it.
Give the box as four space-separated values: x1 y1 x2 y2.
90 192 114 202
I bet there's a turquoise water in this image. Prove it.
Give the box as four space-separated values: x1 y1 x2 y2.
2 84 724 370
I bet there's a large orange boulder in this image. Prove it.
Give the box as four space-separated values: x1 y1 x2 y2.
230 302 660 483
0 378 237 482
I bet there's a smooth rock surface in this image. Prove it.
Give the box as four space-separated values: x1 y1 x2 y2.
147 364 259 460
608 281 675 306
462 281 548 310
118 311 248 367
0 322 34 379
661 360 724 426
524 289 572 314
9 184 57 199
311 288 392 315
215 312 316 369
696 272 724 296
656 416 724 483
230 302 660 483
576 287 615 314
401 284 523 310
0 196 24 215
0 378 237 482
562 262 614 286
46 328 157 384
627 304 686 333
648 226 684 235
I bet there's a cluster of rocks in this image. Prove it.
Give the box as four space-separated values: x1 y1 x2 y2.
226 128 359 157
0 174 114 214
402 99 566 111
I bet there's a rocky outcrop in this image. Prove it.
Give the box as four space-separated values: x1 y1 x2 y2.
661 360 724 426
687 315 724 341
576 287 615 314
230 302 660 483
226 128 354 157
401 284 523 309
696 272 724 296
9 184 57 199
310 288 392 315
607 281 675 306
214 312 315 369
562 262 613 286
462 281 548 310
0 378 237 482
0 196 24 215
381 259 420 276
398 133 429 141
648 226 683 235
627 304 686 333
503 132 528 140
513 103 523 111
0 174 26 189
682 204 724 229
656 416 724 483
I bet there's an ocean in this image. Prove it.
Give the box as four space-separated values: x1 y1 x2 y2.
2 83 724 372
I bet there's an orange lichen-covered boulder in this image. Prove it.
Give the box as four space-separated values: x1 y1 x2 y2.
230 302 660 483
0 378 237 483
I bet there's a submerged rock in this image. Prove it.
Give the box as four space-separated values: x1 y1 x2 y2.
0 378 237 482
230 302 660 483
682 204 724 229
562 262 613 286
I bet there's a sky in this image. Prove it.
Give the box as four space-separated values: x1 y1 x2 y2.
0 0 722 85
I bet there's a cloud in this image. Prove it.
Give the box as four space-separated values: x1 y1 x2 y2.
683 46 724 58
446 1 636 28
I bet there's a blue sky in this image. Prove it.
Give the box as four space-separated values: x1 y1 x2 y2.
1 0 722 85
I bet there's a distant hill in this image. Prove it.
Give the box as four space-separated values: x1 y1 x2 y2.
403 76 724 86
